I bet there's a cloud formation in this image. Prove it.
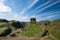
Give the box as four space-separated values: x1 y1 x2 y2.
0 0 60 22
19 0 39 15
0 0 11 12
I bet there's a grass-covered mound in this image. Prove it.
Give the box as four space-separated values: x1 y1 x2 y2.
21 23 43 37
0 22 8 35
0 21 12 37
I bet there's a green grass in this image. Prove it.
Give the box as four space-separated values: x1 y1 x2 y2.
21 23 43 37
48 20 60 40
0 22 8 34
48 26 60 40
0 27 8 34
0 19 60 40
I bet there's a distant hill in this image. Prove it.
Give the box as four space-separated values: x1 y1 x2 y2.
0 19 8 22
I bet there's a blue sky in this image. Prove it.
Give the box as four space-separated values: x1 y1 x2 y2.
0 0 60 22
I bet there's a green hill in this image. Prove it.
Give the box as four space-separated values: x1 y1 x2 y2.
0 19 60 40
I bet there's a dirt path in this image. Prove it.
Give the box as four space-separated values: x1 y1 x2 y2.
5 26 58 40
7 29 22 37
15 36 39 40
40 36 49 40
49 34 58 40
40 34 58 40
40 27 58 40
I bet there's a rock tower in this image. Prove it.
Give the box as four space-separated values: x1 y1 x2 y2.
30 18 36 23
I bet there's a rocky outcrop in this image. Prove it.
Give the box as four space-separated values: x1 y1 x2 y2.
30 18 36 23
0 28 12 37
11 21 24 29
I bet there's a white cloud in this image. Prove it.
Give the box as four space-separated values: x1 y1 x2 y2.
19 0 39 15
15 15 37 22
46 15 56 18
0 0 29 22
31 0 60 15
18 16 29 22
37 10 60 17
36 0 59 13
0 0 13 20
38 14 59 21
0 0 6 3
0 4 11 12
0 0 11 12
14 0 39 22
29 0 51 14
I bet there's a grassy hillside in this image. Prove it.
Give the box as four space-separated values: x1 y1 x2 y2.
0 19 60 40
22 23 43 37
48 19 60 40
0 22 8 34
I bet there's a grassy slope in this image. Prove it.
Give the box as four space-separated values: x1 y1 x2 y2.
0 19 60 40
0 22 8 34
0 21 15 35
48 19 60 40
21 23 43 37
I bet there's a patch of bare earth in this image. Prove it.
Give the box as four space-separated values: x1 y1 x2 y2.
15 36 39 40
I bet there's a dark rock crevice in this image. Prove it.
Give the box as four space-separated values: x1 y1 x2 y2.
41 29 49 38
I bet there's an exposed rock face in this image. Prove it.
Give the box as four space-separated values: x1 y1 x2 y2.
11 21 24 29
41 30 49 38
30 18 36 23
0 28 12 37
